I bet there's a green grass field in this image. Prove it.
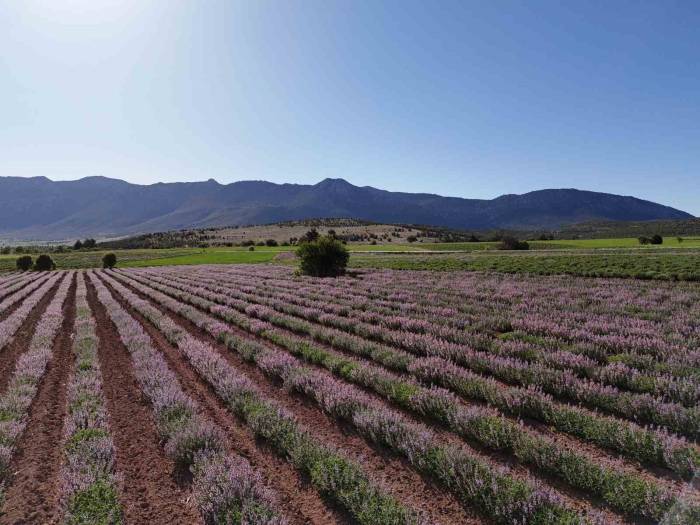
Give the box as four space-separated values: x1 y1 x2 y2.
121 249 280 267
0 246 291 271
413 236 700 251
2 237 699 281
350 249 700 281
0 248 200 272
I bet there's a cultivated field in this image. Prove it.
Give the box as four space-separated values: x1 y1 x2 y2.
2 239 700 282
352 248 700 281
0 266 698 524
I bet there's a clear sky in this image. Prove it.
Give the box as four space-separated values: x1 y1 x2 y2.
1 1 698 214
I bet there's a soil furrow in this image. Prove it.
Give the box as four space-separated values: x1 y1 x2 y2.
104 272 484 525
0 279 62 395
0 294 23 324
0 274 75 525
0 275 45 306
85 277 201 525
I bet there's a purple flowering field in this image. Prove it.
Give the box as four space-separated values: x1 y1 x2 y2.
0 265 698 524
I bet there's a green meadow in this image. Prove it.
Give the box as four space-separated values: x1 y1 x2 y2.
2 236 699 280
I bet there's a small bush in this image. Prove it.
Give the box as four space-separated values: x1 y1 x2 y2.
16 255 33 271
297 235 349 277
265 239 278 247
498 236 529 250
102 253 117 269
248 246 255 251
33 254 56 271
650 234 663 245
406 236 417 243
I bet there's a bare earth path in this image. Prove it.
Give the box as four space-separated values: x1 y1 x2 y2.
86 278 201 525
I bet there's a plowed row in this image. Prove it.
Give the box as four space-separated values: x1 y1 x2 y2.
0 266 697 524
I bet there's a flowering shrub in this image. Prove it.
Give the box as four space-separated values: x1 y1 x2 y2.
108 265 700 521
0 272 72 500
88 272 286 525
97 270 424 525
103 271 591 523
121 267 700 481
60 273 122 522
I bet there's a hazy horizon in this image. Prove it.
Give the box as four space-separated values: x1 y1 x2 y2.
1 1 698 214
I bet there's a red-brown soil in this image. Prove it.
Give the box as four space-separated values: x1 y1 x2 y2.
0 274 75 525
0 278 62 395
86 278 202 525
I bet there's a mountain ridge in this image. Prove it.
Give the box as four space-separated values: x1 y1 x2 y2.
0 175 692 241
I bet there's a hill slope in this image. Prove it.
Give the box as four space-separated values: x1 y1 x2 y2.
0 176 692 240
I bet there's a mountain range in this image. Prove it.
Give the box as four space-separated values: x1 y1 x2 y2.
0 176 692 241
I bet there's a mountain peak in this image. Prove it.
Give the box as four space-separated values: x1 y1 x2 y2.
316 177 353 187
0 175 692 241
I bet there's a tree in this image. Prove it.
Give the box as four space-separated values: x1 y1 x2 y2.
265 239 278 247
82 238 97 249
638 236 650 245
677 237 684 243
16 255 33 271
650 234 663 245
297 235 349 277
499 236 529 250
406 235 417 243
73 240 83 250
33 254 56 271
102 253 117 269
0 246 11 255
300 229 319 243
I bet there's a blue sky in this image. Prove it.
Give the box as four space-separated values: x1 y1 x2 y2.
1 1 698 214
